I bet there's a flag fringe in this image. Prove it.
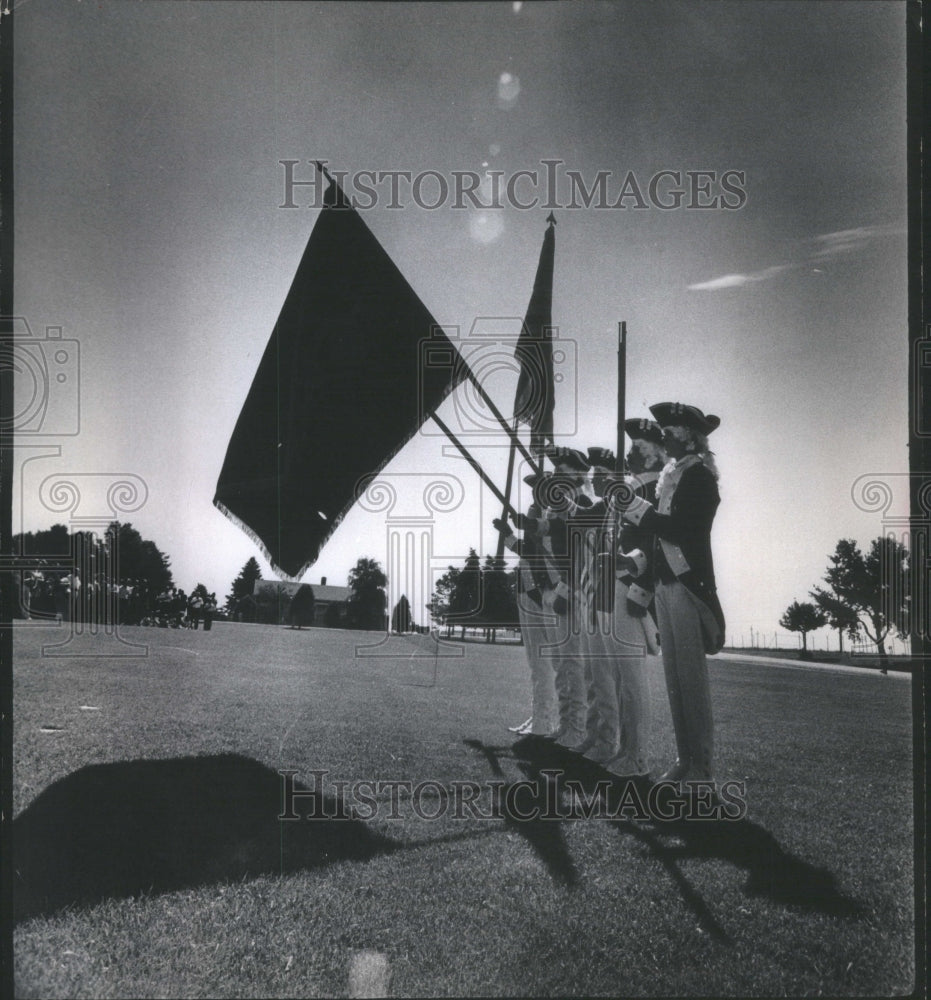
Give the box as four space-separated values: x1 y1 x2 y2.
214 379 463 583
212 499 306 584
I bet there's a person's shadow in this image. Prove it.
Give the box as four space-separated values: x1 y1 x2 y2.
12 754 399 923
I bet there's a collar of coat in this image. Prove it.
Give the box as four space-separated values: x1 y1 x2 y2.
656 453 703 506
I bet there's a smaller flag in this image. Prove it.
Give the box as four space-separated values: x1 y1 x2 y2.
513 215 556 455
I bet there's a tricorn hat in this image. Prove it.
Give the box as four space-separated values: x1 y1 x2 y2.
624 418 664 445
586 446 616 470
523 471 551 488
545 445 590 472
649 402 720 435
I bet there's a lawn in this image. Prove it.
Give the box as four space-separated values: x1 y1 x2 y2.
12 621 915 997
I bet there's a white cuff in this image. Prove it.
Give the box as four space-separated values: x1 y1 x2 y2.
503 532 518 552
555 580 570 600
627 548 647 577
627 583 651 607
624 496 651 525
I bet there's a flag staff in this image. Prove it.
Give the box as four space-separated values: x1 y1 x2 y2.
431 411 520 522
496 419 519 559
463 368 542 477
315 160 543 478
616 321 626 473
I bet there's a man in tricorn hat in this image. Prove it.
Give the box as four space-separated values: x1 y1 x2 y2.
529 445 592 750
615 403 725 787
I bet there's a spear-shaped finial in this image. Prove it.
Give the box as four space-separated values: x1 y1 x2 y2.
546 212 557 227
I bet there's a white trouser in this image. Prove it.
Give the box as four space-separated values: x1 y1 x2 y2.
601 580 656 772
542 590 587 745
517 588 558 735
579 596 621 756
654 580 714 779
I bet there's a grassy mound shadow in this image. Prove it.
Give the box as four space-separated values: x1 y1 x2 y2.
12 753 397 923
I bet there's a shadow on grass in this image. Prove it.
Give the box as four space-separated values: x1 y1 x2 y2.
476 739 863 940
464 739 578 887
12 753 401 923
621 813 865 919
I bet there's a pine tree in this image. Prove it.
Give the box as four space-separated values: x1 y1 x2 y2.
226 557 263 613
391 594 413 634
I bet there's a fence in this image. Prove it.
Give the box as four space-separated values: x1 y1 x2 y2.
728 630 911 656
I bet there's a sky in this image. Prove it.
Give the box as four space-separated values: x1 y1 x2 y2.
12 1 908 648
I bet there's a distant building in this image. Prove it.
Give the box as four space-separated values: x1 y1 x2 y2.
252 577 351 627
311 581 352 627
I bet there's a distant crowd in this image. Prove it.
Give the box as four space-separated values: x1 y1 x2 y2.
19 568 218 630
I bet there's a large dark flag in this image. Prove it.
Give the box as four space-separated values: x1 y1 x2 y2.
214 176 468 580
512 214 556 455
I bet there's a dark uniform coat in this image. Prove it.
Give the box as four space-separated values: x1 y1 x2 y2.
626 455 725 652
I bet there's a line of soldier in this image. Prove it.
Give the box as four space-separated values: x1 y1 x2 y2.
494 401 724 791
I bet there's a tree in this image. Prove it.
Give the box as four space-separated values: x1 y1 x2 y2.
427 550 519 641
480 554 519 643
809 586 860 654
779 600 828 658
10 522 174 624
347 557 388 630
226 557 262 613
107 522 174 599
448 549 482 639
819 537 909 671
289 584 316 629
391 594 413 634
427 566 459 635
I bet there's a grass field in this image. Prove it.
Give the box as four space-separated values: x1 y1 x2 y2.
12 621 915 997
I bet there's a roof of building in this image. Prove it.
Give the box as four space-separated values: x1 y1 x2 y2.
313 585 351 602
253 579 351 603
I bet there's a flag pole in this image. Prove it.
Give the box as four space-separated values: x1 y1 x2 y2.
462 370 542 476
496 420 519 558
431 412 520 522
616 321 626 473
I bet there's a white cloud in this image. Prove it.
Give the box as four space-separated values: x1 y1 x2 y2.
688 221 904 291
812 223 904 260
688 264 790 292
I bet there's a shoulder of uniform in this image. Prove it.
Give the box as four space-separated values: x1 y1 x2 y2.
680 461 716 486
